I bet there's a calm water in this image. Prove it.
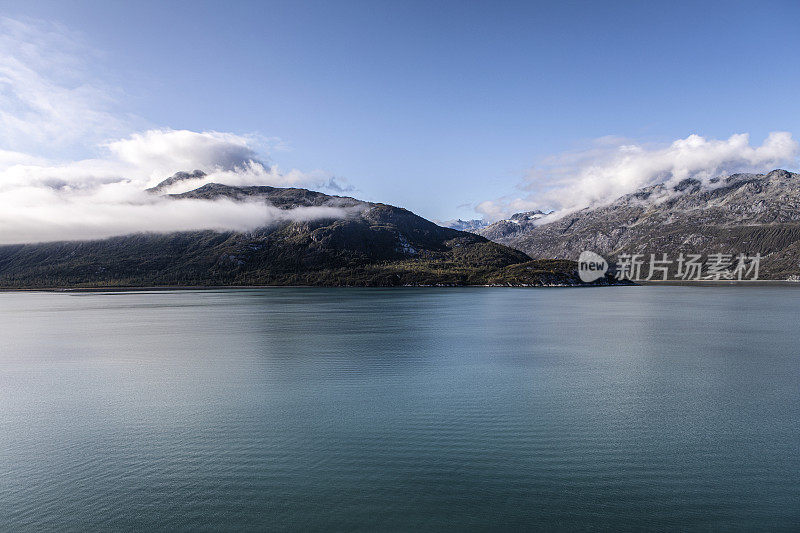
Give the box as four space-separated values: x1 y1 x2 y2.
1 287 798 531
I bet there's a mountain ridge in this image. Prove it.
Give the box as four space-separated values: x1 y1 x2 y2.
479 168 800 279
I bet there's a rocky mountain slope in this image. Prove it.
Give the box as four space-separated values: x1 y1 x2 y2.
479 169 800 279
0 174 616 288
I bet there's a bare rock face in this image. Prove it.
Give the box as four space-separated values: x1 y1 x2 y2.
478 170 800 279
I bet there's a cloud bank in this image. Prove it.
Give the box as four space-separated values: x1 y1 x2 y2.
0 128 356 244
477 132 800 221
0 191 357 245
0 18 353 245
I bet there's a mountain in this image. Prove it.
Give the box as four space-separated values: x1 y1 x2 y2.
479 169 800 279
0 178 618 288
145 169 207 193
439 219 489 233
478 210 548 240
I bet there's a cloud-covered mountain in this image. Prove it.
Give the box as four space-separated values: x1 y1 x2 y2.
0 130 358 244
480 169 800 279
0 180 614 288
477 133 799 221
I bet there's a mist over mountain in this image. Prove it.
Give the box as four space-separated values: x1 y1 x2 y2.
479 169 800 279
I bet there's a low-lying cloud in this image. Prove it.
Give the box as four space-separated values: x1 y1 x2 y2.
477 132 800 221
0 191 358 245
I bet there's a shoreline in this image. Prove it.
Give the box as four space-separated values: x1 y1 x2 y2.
3 280 800 292
0 284 620 292
636 279 800 287
0 280 634 292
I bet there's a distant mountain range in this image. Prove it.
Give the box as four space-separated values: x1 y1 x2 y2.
0 173 613 288
438 219 489 232
8 168 797 287
479 169 800 279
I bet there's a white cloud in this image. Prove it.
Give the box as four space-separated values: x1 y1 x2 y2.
0 128 356 244
477 132 800 221
99 128 351 192
107 129 260 182
0 17 128 154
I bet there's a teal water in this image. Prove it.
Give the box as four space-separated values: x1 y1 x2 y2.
0 287 798 531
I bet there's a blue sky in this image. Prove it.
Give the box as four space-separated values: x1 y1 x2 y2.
1 0 799 227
